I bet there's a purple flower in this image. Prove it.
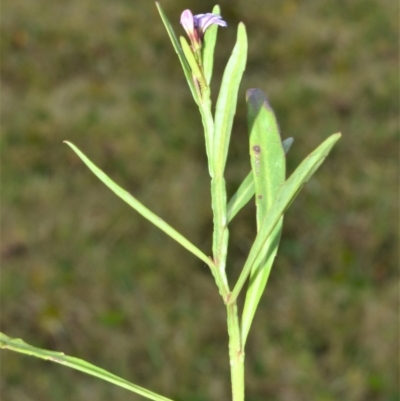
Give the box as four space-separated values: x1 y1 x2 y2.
180 9 227 51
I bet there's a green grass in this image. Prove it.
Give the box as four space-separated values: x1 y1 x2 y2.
1 0 398 400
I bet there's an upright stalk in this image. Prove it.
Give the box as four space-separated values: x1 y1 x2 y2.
200 84 243 401
198 100 230 299
227 302 245 401
210 175 229 274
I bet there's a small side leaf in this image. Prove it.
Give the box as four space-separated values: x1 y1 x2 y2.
230 133 341 303
282 137 294 154
180 36 205 90
202 5 221 85
227 172 254 223
0 333 174 401
64 141 212 268
155 2 199 104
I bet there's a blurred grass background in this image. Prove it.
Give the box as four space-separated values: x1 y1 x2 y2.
1 0 398 400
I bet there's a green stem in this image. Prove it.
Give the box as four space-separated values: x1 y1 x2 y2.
227 303 245 401
196 74 241 400
209 174 230 299
199 91 214 176
198 92 230 299
211 175 229 274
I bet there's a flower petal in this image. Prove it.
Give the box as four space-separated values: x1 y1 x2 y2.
180 9 201 46
180 9 195 32
194 13 227 36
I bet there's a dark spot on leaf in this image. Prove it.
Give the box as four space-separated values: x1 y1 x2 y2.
253 145 261 153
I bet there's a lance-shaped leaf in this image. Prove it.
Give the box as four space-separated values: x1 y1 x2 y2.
202 5 221 85
180 35 206 91
227 137 294 223
210 23 246 270
214 23 247 177
64 142 213 268
156 2 199 104
282 137 294 154
0 333 174 401
227 172 254 223
241 89 286 345
230 133 341 304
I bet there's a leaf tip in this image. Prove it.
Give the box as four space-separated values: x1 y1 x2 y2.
212 4 221 14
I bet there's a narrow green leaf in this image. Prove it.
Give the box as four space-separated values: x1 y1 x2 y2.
241 89 286 345
227 172 254 223
180 36 205 91
214 23 247 176
226 138 294 224
64 141 213 268
282 137 294 154
210 23 247 277
0 333 174 401
202 5 221 85
155 2 199 104
198 99 215 175
230 133 341 303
